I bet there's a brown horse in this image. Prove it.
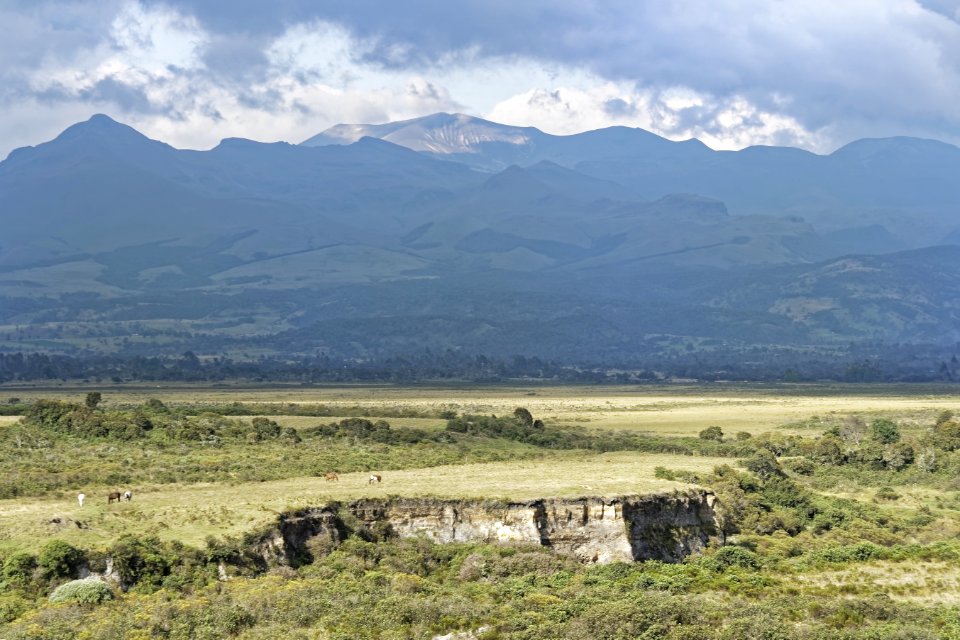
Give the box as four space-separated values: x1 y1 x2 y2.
368 474 382 484
107 491 121 504
324 472 339 482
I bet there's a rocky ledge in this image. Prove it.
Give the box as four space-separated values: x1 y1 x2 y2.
251 490 722 566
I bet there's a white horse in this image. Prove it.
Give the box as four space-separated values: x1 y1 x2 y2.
77 493 85 507
123 490 133 501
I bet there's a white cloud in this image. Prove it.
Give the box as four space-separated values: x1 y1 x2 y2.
5 0 960 157
28 2 207 96
487 83 825 151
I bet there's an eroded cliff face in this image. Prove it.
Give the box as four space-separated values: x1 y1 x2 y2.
251 491 721 567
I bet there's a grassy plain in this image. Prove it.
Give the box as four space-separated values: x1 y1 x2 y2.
0 451 724 553
1 383 958 554
5 383 960 638
5 383 960 436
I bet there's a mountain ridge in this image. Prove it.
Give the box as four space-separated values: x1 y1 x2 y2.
3 113 960 359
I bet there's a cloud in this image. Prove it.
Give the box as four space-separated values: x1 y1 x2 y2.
0 3 465 156
487 83 823 150
3 0 960 157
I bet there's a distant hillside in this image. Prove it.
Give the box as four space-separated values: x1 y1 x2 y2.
2 114 959 361
305 113 960 247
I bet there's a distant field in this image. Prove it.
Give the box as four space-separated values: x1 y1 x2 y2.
3 384 958 436
3 383 959 553
263 415 447 430
0 451 725 553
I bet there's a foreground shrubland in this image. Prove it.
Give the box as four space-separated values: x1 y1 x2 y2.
3 395 960 637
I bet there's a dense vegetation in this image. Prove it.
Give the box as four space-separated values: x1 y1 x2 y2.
1 346 960 385
4 395 960 637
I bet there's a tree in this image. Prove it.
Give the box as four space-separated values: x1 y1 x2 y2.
513 407 534 427
744 450 784 479
699 426 724 442
884 443 914 470
813 436 844 465
85 392 102 409
870 419 900 444
839 416 866 446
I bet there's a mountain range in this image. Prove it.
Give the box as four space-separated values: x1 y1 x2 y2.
2 113 959 362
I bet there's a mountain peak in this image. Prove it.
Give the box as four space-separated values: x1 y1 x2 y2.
302 112 541 154
57 113 148 142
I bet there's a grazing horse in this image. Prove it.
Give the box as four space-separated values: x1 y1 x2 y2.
77 493 85 507
123 490 133 501
107 491 121 504
324 472 339 482
368 474 382 484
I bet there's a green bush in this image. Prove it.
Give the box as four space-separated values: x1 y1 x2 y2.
870 419 900 444
109 536 173 590
0 593 31 623
743 450 784 479
48 578 113 604
3 552 37 586
699 426 724 442
38 540 85 579
787 458 815 475
654 466 677 480
875 486 900 501
709 546 761 571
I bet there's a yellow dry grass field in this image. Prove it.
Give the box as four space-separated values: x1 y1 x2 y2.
0 415 20 427
7 384 959 436
0 451 727 553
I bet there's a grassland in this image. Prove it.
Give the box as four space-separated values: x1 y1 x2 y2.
0 451 725 553
4 383 960 639
5 383 960 436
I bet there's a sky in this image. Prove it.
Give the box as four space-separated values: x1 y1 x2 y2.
2 0 960 159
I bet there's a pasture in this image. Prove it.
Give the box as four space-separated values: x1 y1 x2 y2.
1 382 958 555
5 383 960 436
0 451 724 553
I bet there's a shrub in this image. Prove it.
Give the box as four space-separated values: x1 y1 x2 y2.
3 552 37 586
743 450 784 479
785 458 814 475
48 578 113 604
38 540 85 579
250 417 282 441
709 546 761 570
108 536 172 590
699 426 724 442
875 487 900 501
0 593 31 623
883 443 914 470
654 466 677 481
871 419 900 444
933 418 960 451
813 436 844 465
513 407 534 427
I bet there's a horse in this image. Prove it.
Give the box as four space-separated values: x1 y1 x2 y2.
123 490 133 501
77 493 85 507
324 472 339 482
368 474 382 484
107 491 121 504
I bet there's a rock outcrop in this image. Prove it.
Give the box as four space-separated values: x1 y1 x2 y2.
250 491 722 566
